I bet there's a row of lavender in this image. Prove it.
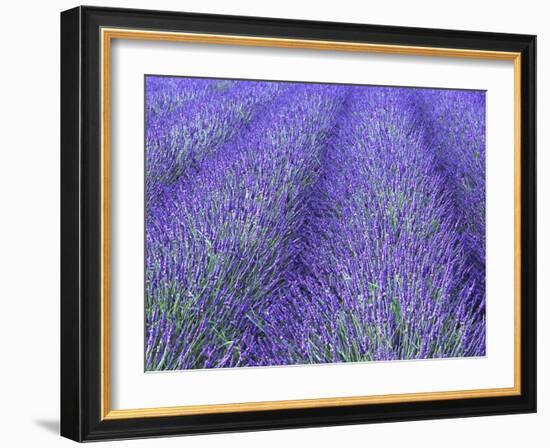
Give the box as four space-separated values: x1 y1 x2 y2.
145 76 486 370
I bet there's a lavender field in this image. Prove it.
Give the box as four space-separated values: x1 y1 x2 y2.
145 76 486 371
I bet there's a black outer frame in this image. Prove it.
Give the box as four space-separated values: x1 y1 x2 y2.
60 5 537 442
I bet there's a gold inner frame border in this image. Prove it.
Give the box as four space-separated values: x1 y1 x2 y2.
99 27 522 420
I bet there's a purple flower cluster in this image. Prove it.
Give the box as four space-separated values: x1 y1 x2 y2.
145 76 486 371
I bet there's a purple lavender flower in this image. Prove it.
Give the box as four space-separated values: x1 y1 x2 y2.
144 77 486 371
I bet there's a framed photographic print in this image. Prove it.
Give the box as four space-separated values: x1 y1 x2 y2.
60 6 537 442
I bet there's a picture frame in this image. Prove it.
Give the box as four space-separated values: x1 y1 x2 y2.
60 5 536 442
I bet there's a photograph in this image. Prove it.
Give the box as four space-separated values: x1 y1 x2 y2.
144 76 487 371
0 0 544 445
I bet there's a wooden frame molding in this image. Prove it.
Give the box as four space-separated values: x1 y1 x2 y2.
61 7 536 441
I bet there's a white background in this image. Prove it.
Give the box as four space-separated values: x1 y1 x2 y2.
0 0 547 447
112 40 515 409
